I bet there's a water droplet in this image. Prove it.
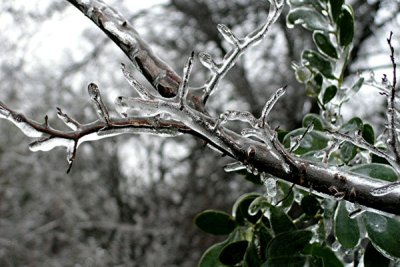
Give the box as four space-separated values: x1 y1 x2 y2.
265 177 277 197
331 240 341 252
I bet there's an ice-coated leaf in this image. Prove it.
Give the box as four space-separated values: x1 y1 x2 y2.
340 141 357 163
338 5 354 47
219 240 249 265
303 243 344 267
364 241 390 267
323 85 337 104
198 240 229 267
294 65 312 83
194 210 237 236
302 50 335 79
266 230 312 257
349 163 398 182
363 212 400 259
262 256 316 267
283 128 330 155
334 202 360 248
329 0 344 22
302 113 324 131
243 236 263 267
217 24 241 46
287 7 329 31
232 193 262 225
362 123 375 145
339 117 363 134
313 31 338 59
269 205 296 234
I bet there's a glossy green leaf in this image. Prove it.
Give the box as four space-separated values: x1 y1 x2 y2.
323 85 337 104
262 256 309 267
339 117 363 134
277 181 295 208
287 7 328 31
362 123 375 145
364 241 390 267
363 212 400 258
303 243 344 267
338 5 354 47
334 202 360 248
329 0 344 22
301 195 321 217
340 141 357 163
283 128 330 155
266 230 312 257
233 193 262 225
198 240 229 267
249 196 270 215
258 224 273 260
244 237 263 267
269 206 296 235
313 31 338 59
195 210 237 235
349 163 397 182
219 240 249 265
302 114 324 131
302 50 335 79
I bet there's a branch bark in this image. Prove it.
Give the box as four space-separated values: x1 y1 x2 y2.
1 0 400 216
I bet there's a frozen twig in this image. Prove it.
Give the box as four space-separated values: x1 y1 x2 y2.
200 0 284 105
386 31 400 162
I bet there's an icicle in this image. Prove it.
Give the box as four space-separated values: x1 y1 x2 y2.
56 107 79 131
198 52 219 73
215 110 258 128
224 161 246 172
87 83 110 126
178 51 194 109
29 137 73 152
66 141 77 174
217 24 241 47
9 113 43 138
370 181 400 196
259 86 287 127
121 63 155 100
264 177 277 197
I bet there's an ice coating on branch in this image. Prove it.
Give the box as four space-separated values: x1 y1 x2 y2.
214 110 258 130
223 161 246 172
29 137 74 152
198 52 219 73
178 52 194 108
56 107 79 131
103 21 137 45
87 83 110 125
217 24 241 47
121 63 155 100
370 181 400 196
115 96 161 117
263 176 277 197
96 126 182 138
260 86 287 126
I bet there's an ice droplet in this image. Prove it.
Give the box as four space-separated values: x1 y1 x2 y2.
223 161 246 172
331 241 341 252
367 214 387 233
371 181 400 196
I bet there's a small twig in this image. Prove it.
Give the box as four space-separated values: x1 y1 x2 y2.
275 183 295 206
386 31 400 162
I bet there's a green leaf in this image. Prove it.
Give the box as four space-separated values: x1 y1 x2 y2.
362 123 375 145
349 163 398 182
219 240 249 265
334 202 360 249
329 0 344 22
295 66 312 83
258 224 273 260
195 210 237 235
302 114 324 131
277 181 295 208
363 212 400 259
233 193 262 225
340 141 357 163
323 85 337 104
244 237 263 267
364 241 391 267
269 206 296 235
339 117 363 134
313 31 338 59
303 243 343 267
302 50 335 79
287 7 329 31
198 240 229 267
301 195 321 217
266 230 313 257
262 256 308 267
283 128 330 155
249 196 270 215
338 5 354 47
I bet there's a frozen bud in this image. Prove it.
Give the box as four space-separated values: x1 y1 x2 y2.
198 52 218 72
217 24 241 46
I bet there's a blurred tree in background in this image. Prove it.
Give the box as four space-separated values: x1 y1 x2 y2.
0 0 399 266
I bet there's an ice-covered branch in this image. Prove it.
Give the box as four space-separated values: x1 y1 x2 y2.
200 0 284 105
